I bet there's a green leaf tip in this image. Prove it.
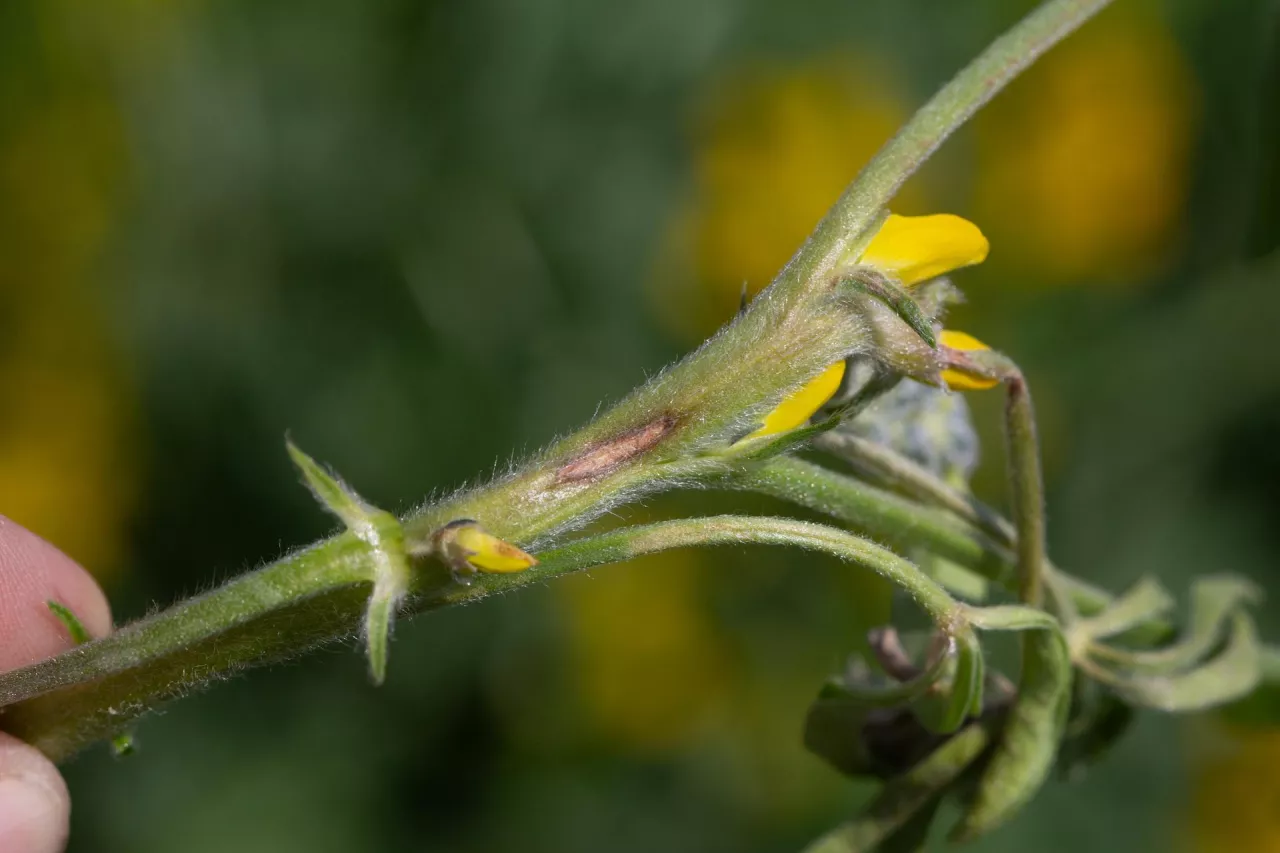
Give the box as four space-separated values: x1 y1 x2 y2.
49 600 139 757
286 437 373 529
111 734 136 758
1102 611 1262 713
286 437 411 685
1073 575 1175 644
364 594 395 686
47 600 91 645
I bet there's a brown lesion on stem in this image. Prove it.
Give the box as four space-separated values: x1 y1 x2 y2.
554 413 681 484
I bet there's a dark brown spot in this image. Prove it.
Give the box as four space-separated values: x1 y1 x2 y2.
555 414 679 484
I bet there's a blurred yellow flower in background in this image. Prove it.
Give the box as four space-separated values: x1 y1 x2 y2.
1192 725 1280 852
0 3 142 580
558 550 729 753
973 6 1196 285
652 57 922 342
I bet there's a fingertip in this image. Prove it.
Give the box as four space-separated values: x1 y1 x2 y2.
0 732 70 853
0 515 112 671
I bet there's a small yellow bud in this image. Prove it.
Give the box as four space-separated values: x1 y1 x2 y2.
938 330 1000 391
747 360 847 440
436 520 538 574
859 214 990 286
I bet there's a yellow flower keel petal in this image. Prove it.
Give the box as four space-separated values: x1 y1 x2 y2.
455 527 538 573
940 368 1000 391
748 361 846 439
434 520 539 578
860 214 990 286
939 330 1000 391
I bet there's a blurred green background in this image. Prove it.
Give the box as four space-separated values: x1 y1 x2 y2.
2 0 1278 850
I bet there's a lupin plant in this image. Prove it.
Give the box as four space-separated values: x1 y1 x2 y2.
1 0 1276 849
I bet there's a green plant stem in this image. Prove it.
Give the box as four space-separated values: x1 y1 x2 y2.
0 534 378 761
2 516 960 761
1004 375 1047 608
0 0 1207 765
771 0 1116 306
729 457 1169 642
728 457 1014 579
813 431 1014 545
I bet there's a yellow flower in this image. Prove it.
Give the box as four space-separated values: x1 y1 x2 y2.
558 550 730 752
938 330 1000 391
651 58 919 342
973 9 1195 284
858 214 990 286
747 214 990 438
746 361 846 440
437 521 538 573
0 30 139 580
1192 724 1280 852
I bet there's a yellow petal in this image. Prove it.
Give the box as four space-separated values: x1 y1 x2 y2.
939 330 990 353
747 361 846 439
859 214 990 286
939 330 1000 391
453 525 538 573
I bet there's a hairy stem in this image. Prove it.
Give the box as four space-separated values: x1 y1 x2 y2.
0 0 1135 762
1004 375 1047 608
771 0 1117 307
4 516 959 761
813 431 1014 545
729 457 1169 642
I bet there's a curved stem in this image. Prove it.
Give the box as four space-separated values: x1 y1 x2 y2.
461 515 964 631
813 431 1014 546
0 0 1177 767
771 0 1117 306
730 457 1014 583
1003 375 1047 608
729 457 1173 644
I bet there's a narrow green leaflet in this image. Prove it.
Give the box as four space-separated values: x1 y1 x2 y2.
1224 644 1280 725
46 601 91 644
1092 575 1260 675
1073 576 1174 643
288 439 411 684
951 605 1071 841
1102 612 1262 713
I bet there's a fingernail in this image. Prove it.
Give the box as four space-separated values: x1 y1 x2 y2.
0 774 69 853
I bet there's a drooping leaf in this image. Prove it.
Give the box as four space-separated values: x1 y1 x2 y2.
951 606 1072 841
1103 612 1262 713
1075 576 1175 642
1093 575 1260 675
